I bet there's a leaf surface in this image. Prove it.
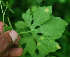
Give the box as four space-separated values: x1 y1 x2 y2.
15 6 68 57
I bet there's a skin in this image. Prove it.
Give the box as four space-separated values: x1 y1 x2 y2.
0 21 3 34
0 21 23 57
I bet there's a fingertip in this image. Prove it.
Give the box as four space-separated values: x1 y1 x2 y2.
19 47 23 56
9 30 18 43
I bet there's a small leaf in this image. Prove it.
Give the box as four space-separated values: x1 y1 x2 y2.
15 21 27 30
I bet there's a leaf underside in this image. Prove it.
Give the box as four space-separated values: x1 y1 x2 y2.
15 6 68 57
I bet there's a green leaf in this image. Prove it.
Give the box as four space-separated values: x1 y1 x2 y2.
32 6 52 27
19 36 37 57
32 15 68 39
30 15 67 55
22 9 32 27
15 21 27 30
15 6 68 57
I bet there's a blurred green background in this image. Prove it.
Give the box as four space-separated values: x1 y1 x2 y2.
0 0 70 57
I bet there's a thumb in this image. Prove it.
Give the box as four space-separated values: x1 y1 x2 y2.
0 30 18 56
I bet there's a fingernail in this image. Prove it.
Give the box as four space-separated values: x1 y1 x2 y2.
9 30 18 43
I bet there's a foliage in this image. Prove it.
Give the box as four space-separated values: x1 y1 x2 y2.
15 6 68 57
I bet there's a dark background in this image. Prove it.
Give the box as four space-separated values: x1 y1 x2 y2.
0 0 70 57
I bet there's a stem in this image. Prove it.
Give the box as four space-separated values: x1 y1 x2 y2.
3 13 4 26
18 30 38 34
0 1 4 26
0 1 7 27
18 31 31 34
7 17 12 29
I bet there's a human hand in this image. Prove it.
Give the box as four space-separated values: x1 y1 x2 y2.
0 21 23 57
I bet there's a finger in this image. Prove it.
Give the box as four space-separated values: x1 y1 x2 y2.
2 47 23 57
0 21 3 34
0 30 18 56
2 51 9 57
0 21 20 46
0 21 8 34
8 47 23 57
